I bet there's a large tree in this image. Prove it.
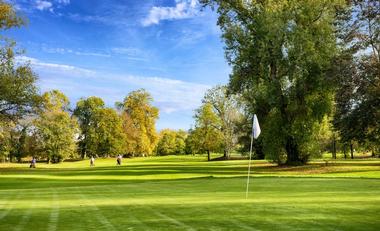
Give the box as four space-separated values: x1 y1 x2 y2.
333 0 380 155
203 85 243 159
34 90 78 163
87 108 126 157
73 96 105 158
0 1 39 122
202 0 344 164
119 89 159 156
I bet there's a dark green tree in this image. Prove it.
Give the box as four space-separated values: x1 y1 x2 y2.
73 96 105 158
333 0 380 156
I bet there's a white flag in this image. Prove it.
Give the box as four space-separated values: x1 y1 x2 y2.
253 114 261 139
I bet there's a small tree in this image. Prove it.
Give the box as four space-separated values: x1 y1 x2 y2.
203 85 243 159
193 103 223 161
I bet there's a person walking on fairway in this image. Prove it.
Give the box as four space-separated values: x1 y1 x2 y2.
30 157 36 168
90 156 95 167
116 154 122 166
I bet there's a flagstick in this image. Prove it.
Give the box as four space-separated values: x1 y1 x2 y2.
245 117 255 199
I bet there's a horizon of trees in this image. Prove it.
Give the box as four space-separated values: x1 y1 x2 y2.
0 1 379 164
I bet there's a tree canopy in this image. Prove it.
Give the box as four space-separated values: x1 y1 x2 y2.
120 89 159 156
0 1 39 122
74 96 105 158
203 85 243 159
202 0 345 164
333 0 380 153
34 90 78 163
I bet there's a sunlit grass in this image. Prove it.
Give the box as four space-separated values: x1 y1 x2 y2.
1 156 380 230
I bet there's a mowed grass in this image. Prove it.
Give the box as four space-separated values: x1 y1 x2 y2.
1 156 380 230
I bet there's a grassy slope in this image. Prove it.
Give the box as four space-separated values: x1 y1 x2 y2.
0 156 380 231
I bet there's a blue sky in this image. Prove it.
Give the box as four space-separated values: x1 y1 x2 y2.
5 0 230 130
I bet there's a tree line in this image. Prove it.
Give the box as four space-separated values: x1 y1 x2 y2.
1 1 379 164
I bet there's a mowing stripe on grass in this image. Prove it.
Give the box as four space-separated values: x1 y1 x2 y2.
74 187 116 231
105 186 150 230
13 194 36 231
113 182 196 230
145 206 196 231
47 191 60 231
0 194 20 220
230 220 259 231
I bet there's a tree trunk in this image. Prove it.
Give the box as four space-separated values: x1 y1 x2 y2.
343 144 347 159
47 157 50 164
16 155 22 163
81 150 86 159
332 134 336 159
207 150 211 161
285 136 303 165
223 149 229 160
350 143 354 159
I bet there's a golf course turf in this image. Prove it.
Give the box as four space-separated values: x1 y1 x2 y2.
1 156 380 230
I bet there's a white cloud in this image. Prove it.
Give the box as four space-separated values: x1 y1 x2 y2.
142 0 199 26
111 47 140 56
16 55 210 115
41 47 111 58
56 0 70 5
15 56 95 76
113 75 210 113
67 13 109 24
33 0 70 12
110 47 149 61
73 51 111 58
35 0 53 11
16 55 210 117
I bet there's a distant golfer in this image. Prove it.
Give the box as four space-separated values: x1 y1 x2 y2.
90 156 95 167
30 157 36 168
116 154 122 165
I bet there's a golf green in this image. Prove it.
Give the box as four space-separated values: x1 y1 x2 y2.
1 156 380 230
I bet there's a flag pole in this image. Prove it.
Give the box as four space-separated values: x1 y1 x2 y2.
245 116 255 199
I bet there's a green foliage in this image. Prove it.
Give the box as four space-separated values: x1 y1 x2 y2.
0 1 39 122
87 108 126 157
34 90 78 163
192 103 223 160
333 0 380 154
73 96 105 158
0 121 13 159
202 85 243 159
156 129 187 155
202 0 344 164
120 89 159 156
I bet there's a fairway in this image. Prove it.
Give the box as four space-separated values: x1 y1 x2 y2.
1 156 380 231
